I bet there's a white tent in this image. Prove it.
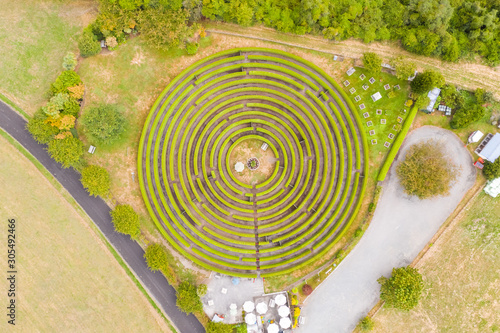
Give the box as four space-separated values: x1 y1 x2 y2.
278 305 290 317
280 317 292 329
235 162 245 172
267 323 279 333
243 301 255 312
212 314 224 323
256 302 268 314
229 303 238 316
371 92 382 102
245 313 257 325
275 294 287 306
468 130 484 144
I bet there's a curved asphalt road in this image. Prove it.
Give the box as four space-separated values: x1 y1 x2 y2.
296 126 476 333
0 100 205 333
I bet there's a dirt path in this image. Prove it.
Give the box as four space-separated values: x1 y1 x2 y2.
296 126 476 333
206 23 500 99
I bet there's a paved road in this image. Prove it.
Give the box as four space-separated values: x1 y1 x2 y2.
297 126 476 333
0 101 205 333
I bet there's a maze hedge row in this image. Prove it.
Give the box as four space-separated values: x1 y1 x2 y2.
138 48 368 277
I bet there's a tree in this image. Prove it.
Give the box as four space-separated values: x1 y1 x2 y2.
390 56 417 80
358 316 375 331
78 29 101 58
63 52 78 70
47 136 84 168
176 281 203 314
81 104 125 145
397 140 458 199
410 69 444 94
378 266 423 310
482 159 500 180
144 243 176 283
362 52 382 75
26 110 60 144
206 322 234 333
81 165 111 197
43 93 70 119
450 104 485 129
110 204 141 238
302 284 313 295
51 71 83 95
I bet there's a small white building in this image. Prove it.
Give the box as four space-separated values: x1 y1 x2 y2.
476 133 500 163
426 87 441 113
371 92 382 102
484 178 500 197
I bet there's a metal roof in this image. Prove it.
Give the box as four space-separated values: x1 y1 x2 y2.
478 133 500 162
426 87 441 112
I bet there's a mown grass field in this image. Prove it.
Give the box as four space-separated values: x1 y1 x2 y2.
0 0 96 115
372 191 500 332
0 135 170 332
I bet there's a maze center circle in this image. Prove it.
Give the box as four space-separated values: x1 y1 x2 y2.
228 137 277 186
138 48 368 277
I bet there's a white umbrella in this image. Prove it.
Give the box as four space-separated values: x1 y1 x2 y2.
278 305 290 317
256 302 268 314
245 313 257 325
229 303 238 316
275 294 287 306
280 317 292 329
235 162 245 172
267 323 279 333
243 301 255 312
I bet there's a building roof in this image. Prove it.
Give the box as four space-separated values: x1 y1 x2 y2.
484 177 500 197
478 133 500 163
426 87 441 112
371 92 382 102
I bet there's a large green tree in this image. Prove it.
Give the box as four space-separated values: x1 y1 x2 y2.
362 52 382 75
144 243 176 283
410 69 445 94
450 104 485 129
176 281 203 314
378 266 424 310
81 104 125 145
47 136 84 168
397 140 458 199
110 204 141 238
482 158 500 180
81 165 111 197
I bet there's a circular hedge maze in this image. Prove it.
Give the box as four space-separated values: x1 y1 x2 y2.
138 48 368 277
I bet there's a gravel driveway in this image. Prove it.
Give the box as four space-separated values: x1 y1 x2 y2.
296 126 476 333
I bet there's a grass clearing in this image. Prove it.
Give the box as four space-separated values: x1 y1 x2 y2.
371 192 500 332
0 135 171 332
0 0 96 115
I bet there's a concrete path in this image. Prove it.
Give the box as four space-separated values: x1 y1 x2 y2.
297 126 476 333
0 101 205 333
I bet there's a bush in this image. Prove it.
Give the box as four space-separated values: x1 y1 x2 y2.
26 110 60 144
51 71 83 95
186 41 199 55
110 204 141 238
105 36 118 49
62 97 81 117
81 165 110 197
378 266 423 310
206 322 234 333
176 281 203 314
358 316 375 331
62 52 77 70
47 136 84 168
483 159 500 180
450 105 485 129
302 284 313 295
362 52 382 75
397 140 458 199
78 29 101 57
81 104 125 145
197 284 207 297
43 93 69 118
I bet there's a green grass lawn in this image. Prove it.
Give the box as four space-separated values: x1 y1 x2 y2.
340 67 410 163
372 192 500 332
0 0 92 115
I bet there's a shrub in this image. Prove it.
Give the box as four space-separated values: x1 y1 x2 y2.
110 204 141 238
302 284 313 295
51 71 82 95
378 266 423 310
450 105 485 129
80 104 125 145
62 52 78 70
47 136 84 168
58 115 76 130
388 91 397 98
62 97 81 117
414 95 430 110
362 52 382 75
206 322 234 333
358 316 375 331
483 159 500 180
186 41 199 55
26 110 60 144
440 84 464 108
176 281 203 314
68 84 85 100
78 29 101 57
197 284 207 297
397 140 458 199
81 165 111 197
354 227 363 238
105 36 118 49
43 93 70 118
